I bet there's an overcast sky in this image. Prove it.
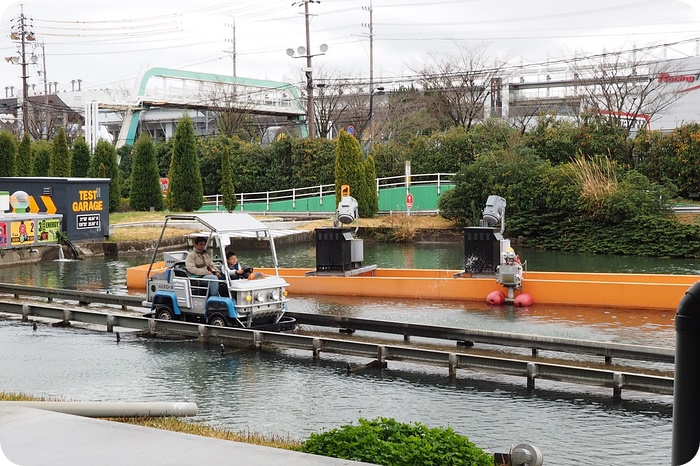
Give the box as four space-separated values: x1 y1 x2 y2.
1 0 699 96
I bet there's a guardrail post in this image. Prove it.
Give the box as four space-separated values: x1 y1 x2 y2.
526 362 538 390
106 315 116 333
148 318 156 335
21 303 30 321
252 330 262 348
62 309 72 325
672 281 700 465
448 353 458 379
612 372 624 402
198 324 209 339
312 338 321 360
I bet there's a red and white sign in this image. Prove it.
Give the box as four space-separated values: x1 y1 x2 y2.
406 193 413 209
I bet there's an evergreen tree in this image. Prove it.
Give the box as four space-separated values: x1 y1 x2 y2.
70 136 91 178
130 133 164 211
361 155 379 217
0 130 17 177
89 140 121 212
220 142 237 212
31 140 52 177
334 130 364 205
167 115 203 211
16 133 32 176
50 127 71 177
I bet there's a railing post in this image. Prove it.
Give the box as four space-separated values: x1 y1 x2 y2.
319 185 323 205
437 173 442 195
292 187 296 209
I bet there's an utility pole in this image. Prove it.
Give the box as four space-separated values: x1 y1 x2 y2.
225 17 236 77
6 5 37 135
363 1 377 149
362 1 374 93
40 41 48 138
304 0 315 139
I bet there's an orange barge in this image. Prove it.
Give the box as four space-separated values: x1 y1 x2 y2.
126 263 697 311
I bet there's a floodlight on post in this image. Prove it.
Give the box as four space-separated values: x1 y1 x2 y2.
287 0 325 139
6 5 37 133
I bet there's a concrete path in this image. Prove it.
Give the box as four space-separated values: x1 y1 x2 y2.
0 405 374 466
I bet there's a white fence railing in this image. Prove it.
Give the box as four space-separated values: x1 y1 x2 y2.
203 173 455 212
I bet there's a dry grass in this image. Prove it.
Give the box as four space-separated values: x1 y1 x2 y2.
569 156 618 207
111 211 168 224
296 214 456 231
109 226 194 242
111 417 301 450
0 391 299 449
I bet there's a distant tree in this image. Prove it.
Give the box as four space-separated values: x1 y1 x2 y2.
415 44 507 131
335 131 364 206
571 50 684 138
220 142 238 212
312 69 353 139
31 140 52 177
89 140 120 212
360 155 379 217
291 138 337 187
70 136 91 178
201 82 256 140
50 127 71 177
167 115 203 211
16 133 32 176
0 130 17 177
130 133 164 211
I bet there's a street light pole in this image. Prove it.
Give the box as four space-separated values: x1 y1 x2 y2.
369 86 384 152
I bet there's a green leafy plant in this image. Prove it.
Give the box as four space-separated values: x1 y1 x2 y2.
298 417 492 466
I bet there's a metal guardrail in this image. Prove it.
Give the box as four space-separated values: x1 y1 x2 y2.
0 283 673 366
0 284 674 399
0 300 673 399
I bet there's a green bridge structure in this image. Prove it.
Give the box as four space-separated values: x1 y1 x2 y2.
200 173 455 215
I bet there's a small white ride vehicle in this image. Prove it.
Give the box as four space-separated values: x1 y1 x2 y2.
143 213 294 330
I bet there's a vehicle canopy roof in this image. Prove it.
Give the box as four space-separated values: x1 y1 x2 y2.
165 213 270 237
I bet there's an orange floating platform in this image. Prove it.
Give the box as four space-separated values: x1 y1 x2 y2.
126 262 698 311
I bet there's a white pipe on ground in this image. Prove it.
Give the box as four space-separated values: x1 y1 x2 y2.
2 401 198 418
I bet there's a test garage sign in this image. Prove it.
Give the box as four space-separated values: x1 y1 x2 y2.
73 187 103 230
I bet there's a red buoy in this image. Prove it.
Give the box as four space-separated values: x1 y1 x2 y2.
486 291 505 305
514 293 533 307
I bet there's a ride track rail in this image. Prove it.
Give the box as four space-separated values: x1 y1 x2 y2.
0 282 674 401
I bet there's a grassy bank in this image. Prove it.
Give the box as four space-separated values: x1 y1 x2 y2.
0 391 299 449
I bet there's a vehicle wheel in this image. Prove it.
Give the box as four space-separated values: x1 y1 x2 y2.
208 313 228 327
155 306 174 320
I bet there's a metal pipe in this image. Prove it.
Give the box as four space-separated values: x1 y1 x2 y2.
2 401 198 418
672 281 700 465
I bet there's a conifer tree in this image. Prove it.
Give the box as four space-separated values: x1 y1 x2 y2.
50 127 71 177
70 136 91 178
220 142 238 212
130 133 164 211
167 115 203 211
334 130 364 205
362 155 379 217
31 140 51 176
16 133 32 176
0 130 17 177
89 140 121 212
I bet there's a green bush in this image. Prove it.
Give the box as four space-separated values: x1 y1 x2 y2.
298 417 492 466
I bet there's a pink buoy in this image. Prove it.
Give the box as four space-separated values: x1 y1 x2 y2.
514 293 533 307
486 291 505 305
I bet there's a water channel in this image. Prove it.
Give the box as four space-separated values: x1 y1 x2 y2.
0 241 689 465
